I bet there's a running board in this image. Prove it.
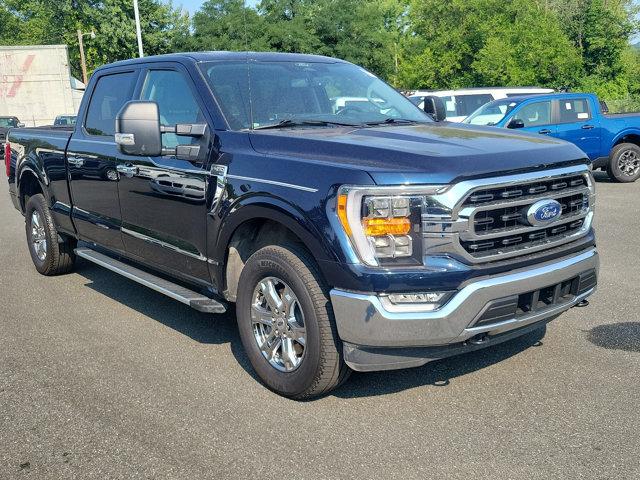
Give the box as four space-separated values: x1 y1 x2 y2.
74 248 226 314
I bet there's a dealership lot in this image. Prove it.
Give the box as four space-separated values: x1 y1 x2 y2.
0 173 638 479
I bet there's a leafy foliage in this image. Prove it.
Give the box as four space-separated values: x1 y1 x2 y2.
0 0 189 80
1 0 639 102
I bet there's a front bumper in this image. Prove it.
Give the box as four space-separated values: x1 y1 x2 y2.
330 248 598 371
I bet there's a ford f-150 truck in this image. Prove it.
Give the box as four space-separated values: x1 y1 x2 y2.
5 52 598 399
464 92 640 182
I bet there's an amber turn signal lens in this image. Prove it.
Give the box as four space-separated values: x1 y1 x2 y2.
337 194 352 236
363 217 411 236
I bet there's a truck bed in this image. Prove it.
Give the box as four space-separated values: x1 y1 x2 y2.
7 127 73 230
603 112 640 119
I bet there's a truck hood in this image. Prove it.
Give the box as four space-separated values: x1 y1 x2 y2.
248 122 587 185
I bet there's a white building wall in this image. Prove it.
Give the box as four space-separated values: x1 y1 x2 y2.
0 45 85 126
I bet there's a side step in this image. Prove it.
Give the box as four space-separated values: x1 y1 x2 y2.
74 248 226 314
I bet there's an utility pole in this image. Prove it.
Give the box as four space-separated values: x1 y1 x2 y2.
77 29 96 85
133 0 144 58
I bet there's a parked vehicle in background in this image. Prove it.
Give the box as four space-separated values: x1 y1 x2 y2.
5 52 598 399
0 116 24 159
54 115 77 126
465 92 640 182
409 87 554 122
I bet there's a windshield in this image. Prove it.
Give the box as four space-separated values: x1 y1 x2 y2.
0 117 18 128
199 60 430 130
464 99 521 125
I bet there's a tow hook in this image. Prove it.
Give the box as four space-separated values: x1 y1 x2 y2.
575 299 590 308
468 333 489 345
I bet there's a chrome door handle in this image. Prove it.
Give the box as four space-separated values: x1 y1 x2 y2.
67 156 85 167
581 124 595 130
116 164 138 177
538 129 551 135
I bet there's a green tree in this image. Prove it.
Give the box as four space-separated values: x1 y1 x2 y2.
0 0 189 78
400 0 582 90
188 0 269 51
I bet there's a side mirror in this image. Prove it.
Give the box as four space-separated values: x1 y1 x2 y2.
115 101 162 156
422 95 446 122
17 123 25 128
507 118 525 129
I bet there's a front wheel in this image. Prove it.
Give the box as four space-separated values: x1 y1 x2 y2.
236 244 349 399
607 143 640 182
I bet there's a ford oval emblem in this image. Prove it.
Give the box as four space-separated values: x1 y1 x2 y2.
527 199 562 227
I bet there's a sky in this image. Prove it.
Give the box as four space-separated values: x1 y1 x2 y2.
177 0 260 16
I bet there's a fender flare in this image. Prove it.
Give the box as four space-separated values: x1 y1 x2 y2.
610 128 640 153
213 195 338 267
16 163 49 212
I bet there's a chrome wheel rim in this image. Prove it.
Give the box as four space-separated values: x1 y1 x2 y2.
30 210 47 261
251 277 306 372
618 150 640 177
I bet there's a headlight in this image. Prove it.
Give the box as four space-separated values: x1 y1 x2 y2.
337 185 450 266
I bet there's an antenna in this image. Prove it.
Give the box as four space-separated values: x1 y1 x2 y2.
242 0 249 51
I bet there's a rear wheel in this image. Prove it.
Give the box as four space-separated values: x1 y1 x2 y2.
607 143 640 182
236 244 350 399
25 194 76 275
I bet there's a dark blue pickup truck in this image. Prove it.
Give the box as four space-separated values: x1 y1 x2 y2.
464 92 640 182
5 52 598 398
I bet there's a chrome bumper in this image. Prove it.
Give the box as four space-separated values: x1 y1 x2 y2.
330 249 598 363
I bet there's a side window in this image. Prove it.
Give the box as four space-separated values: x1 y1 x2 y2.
559 98 591 123
140 70 205 148
455 94 494 117
85 71 136 136
442 96 457 116
513 101 552 127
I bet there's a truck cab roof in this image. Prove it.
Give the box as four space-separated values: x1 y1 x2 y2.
96 51 346 72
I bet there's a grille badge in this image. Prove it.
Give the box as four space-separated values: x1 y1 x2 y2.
526 199 562 227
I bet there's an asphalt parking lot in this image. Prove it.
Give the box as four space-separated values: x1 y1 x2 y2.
0 172 638 479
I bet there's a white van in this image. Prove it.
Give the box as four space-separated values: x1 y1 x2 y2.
408 87 554 122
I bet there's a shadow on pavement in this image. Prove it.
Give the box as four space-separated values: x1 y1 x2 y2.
593 171 613 183
75 259 548 399
333 327 546 399
587 322 640 353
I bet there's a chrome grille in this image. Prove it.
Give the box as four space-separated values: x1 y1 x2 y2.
457 171 592 261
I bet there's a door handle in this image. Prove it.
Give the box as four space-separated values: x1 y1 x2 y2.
581 124 595 130
116 164 138 177
67 156 85 167
538 129 552 135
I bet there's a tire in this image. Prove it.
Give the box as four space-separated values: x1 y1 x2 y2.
607 143 640 183
25 193 76 275
236 244 350 399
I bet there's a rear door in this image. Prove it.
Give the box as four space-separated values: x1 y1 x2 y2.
116 64 213 284
554 97 601 159
509 100 557 136
67 69 139 252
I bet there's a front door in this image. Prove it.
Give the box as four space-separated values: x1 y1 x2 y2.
510 100 557 136
116 66 214 285
67 69 139 252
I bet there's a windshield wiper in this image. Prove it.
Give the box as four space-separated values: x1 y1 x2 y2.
252 119 363 130
365 118 419 126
